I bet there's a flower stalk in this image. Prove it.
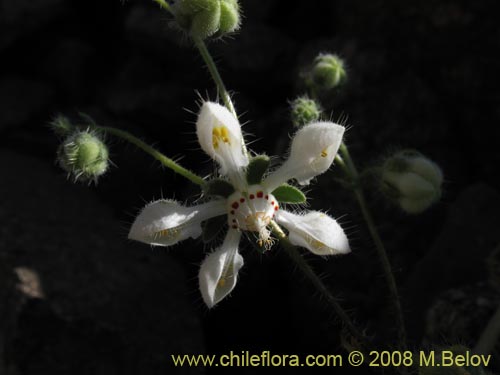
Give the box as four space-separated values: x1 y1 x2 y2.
270 220 368 347
66 115 206 187
193 36 237 119
98 126 206 187
336 144 407 348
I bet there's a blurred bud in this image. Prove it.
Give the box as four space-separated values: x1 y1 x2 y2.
57 130 109 184
310 53 347 91
380 150 443 214
169 0 241 40
290 96 322 128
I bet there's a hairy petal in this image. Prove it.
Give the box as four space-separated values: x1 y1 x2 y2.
196 102 248 186
128 199 226 246
276 210 350 255
264 122 344 191
199 229 243 308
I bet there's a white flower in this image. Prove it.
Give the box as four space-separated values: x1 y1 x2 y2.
275 210 350 256
263 122 345 190
129 101 350 308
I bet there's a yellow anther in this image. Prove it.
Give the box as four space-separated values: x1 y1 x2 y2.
154 227 180 240
217 278 226 287
310 238 327 250
212 126 231 149
321 149 328 158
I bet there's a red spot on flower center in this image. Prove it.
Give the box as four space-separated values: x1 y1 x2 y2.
240 198 245 203
257 191 264 198
249 194 255 199
232 202 239 209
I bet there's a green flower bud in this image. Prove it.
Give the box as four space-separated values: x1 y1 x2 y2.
58 130 109 184
310 53 347 91
169 0 241 40
218 0 241 35
381 150 443 214
290 96 322 128
50 115 74 136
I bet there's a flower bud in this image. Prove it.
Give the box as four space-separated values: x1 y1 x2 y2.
381 150 443 214
57 130 109 183
310 53 347 91
290 96 322 128
50 115 73 136
169 0 241 40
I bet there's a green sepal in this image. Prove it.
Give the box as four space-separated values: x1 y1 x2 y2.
246 155 270 185
204 178 235 197
201 215 227 243
272 184 306 204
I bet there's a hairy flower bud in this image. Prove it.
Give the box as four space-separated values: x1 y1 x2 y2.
57 130 109 183
169 0 241 40
310 53 347 91
290 96 322 128
381 150 443 214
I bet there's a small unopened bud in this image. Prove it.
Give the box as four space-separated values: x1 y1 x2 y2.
169 0 241 40
310 53 347 91
381 150 443 214
290 96 322 128
57 130 109 184
50 115 73 136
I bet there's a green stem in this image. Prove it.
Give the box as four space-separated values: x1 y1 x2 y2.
192 36 237 118
474 304 500 355
270 221 369 347
98 126 206 187
337 144 407 348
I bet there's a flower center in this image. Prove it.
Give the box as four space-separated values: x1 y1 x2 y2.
227 185 279 250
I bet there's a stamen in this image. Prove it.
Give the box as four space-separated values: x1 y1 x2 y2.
321 149 328 157
212 126 231 149
154 227 180 240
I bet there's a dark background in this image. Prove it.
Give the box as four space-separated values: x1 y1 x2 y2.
1 0 500 374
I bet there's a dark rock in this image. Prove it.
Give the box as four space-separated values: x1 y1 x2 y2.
404 183 500 343
0 150 205 374
423 282 500 346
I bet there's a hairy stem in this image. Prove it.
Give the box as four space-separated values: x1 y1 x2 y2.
93 125 205 186
270 221 369 347
192 36 237 118
336 145 407 348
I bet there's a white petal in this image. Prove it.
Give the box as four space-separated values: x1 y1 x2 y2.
276 210 350 255
196 102 249 177
263 122 344 191
128 199 226 246
199 229 243 308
